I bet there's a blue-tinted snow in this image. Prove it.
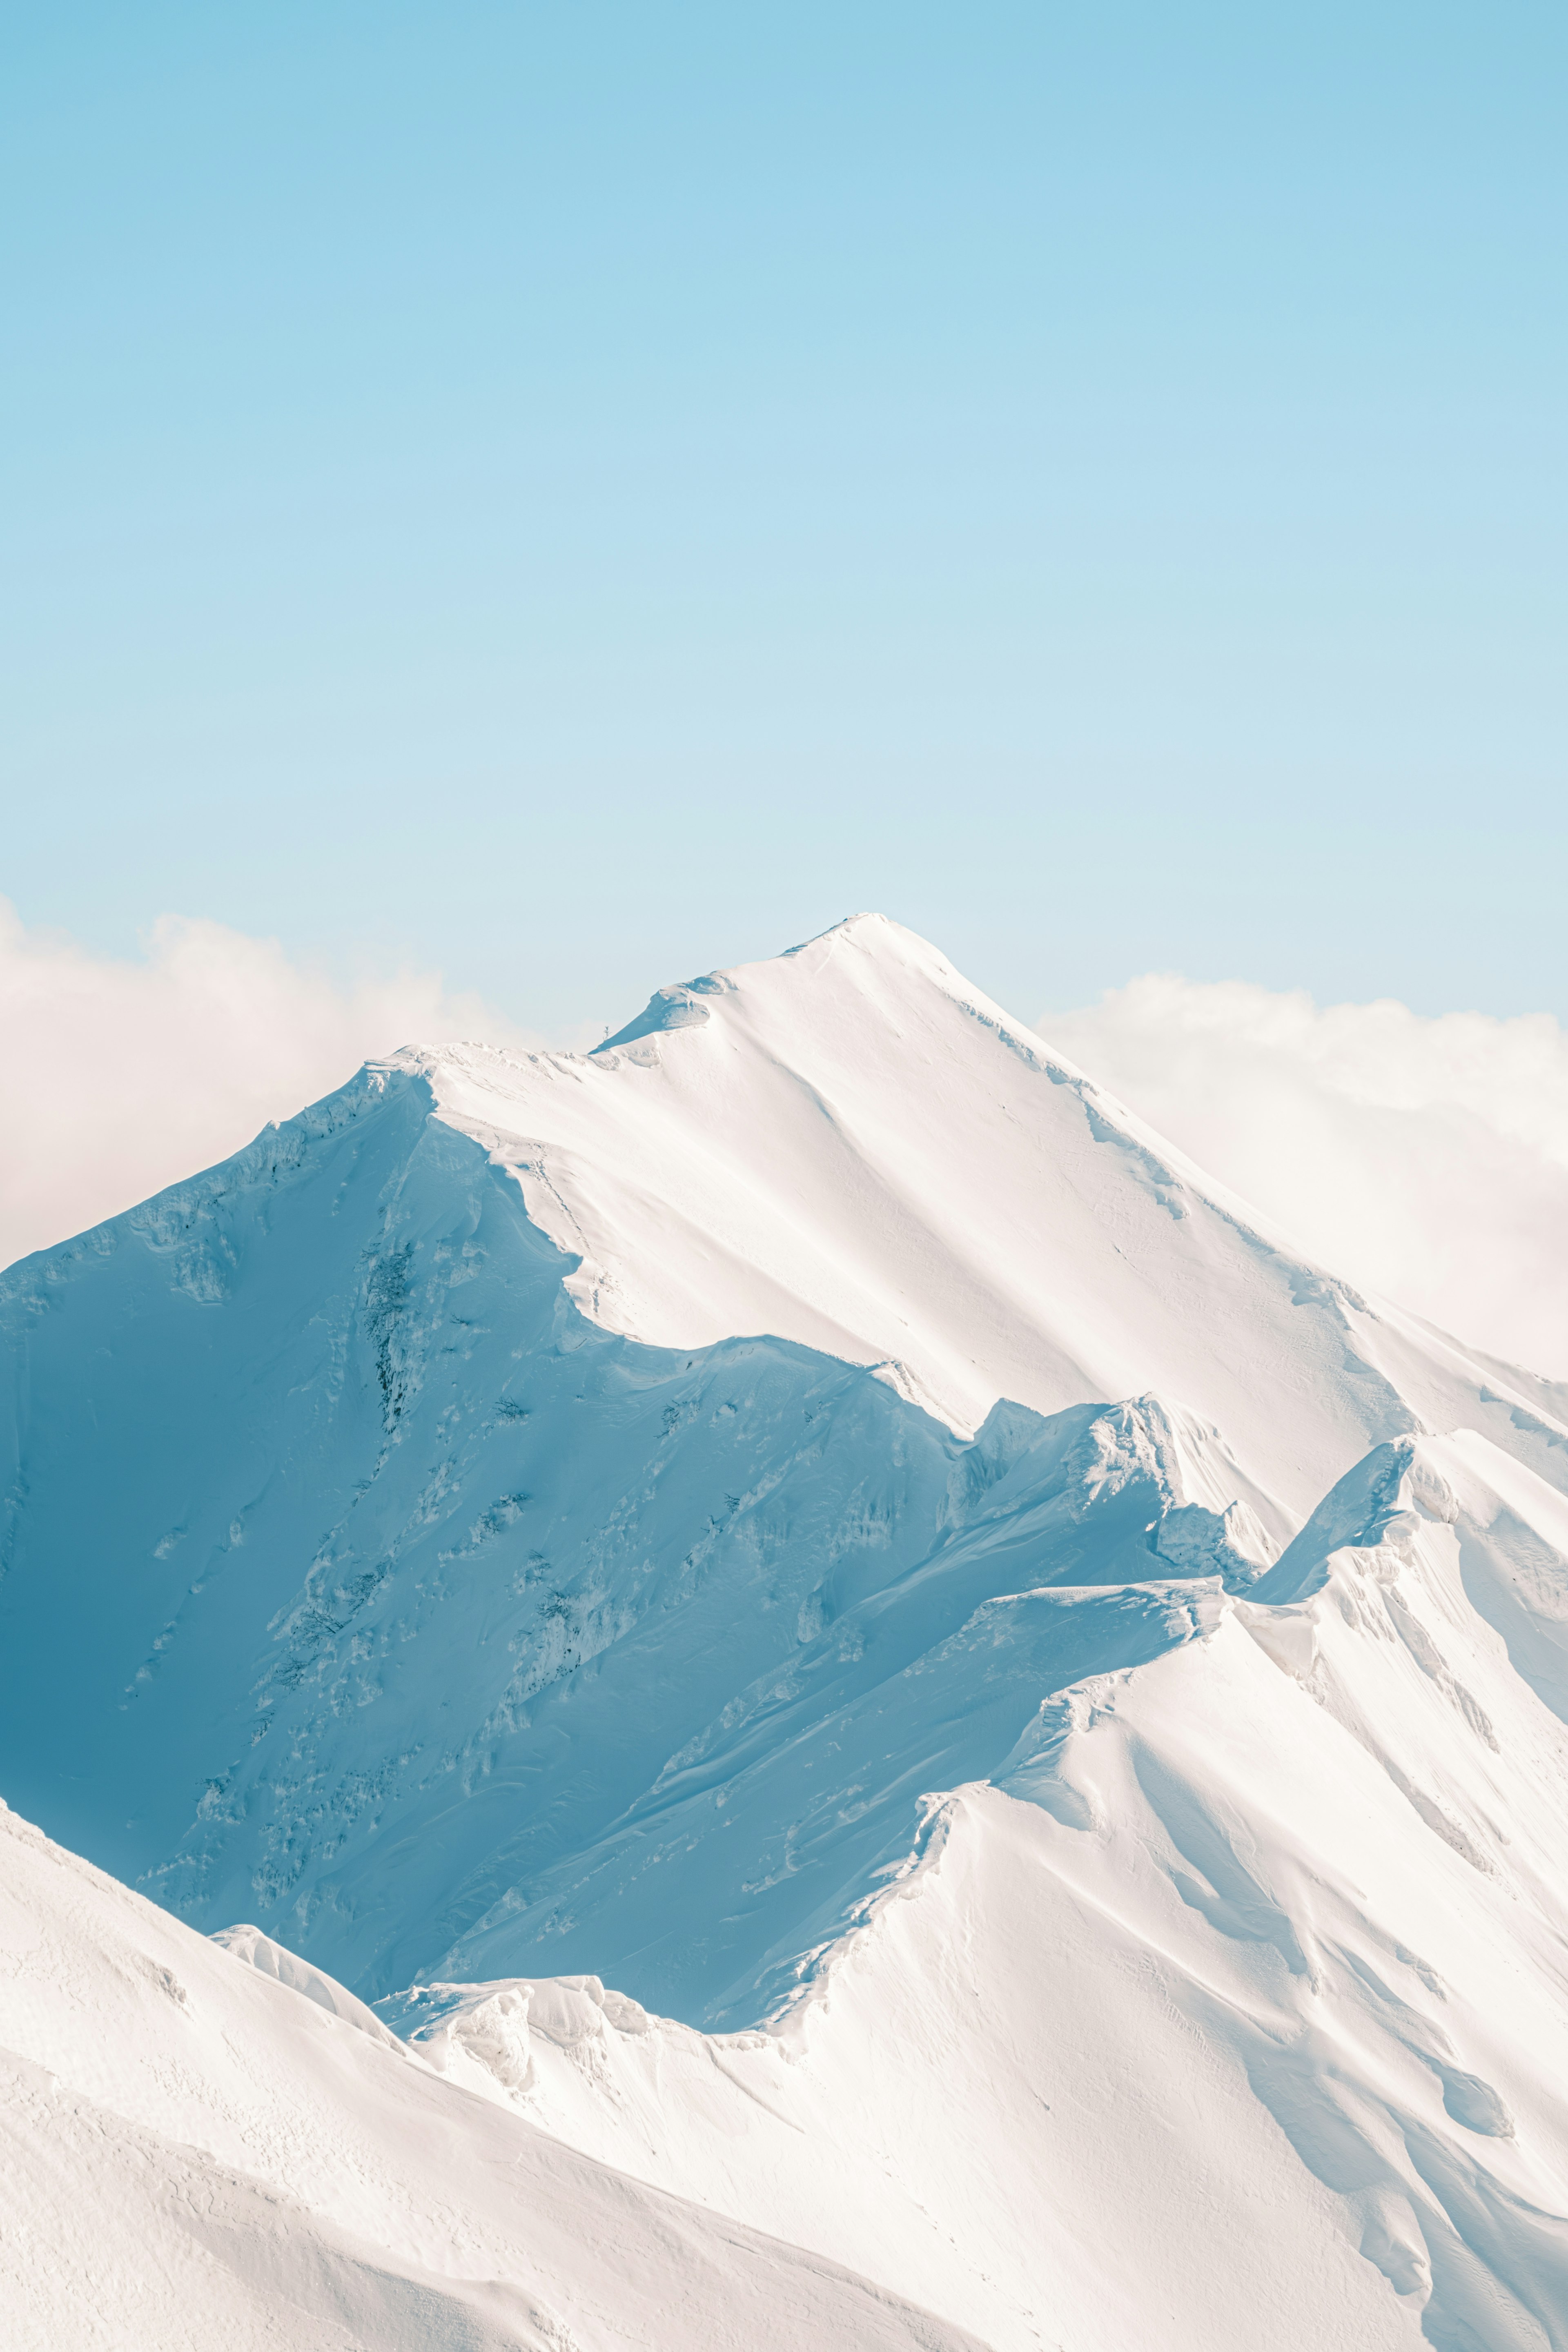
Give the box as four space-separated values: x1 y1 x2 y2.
0 1061 1238 2018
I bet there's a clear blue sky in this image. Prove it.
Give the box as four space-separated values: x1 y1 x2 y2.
4 2 1564 1036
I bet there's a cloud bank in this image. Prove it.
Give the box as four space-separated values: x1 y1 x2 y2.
0 904 533 1271
1050 976 1568 1382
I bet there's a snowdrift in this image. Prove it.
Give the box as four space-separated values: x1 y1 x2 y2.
0 1796 980 2351
5 914 1568 2347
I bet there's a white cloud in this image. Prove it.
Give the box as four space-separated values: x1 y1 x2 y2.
0 903 535 1270
1049 976 1568 1382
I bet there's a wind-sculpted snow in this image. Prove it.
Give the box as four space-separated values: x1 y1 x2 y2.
0 1798 985 2352
7 914 1568 2347
376 1441 1568 2350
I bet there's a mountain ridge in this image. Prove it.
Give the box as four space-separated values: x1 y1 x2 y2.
4 914 1567 2015
8 915 1568 2346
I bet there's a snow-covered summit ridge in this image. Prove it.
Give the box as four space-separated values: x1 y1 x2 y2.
12 909 1562 1514
370 909 1567 1515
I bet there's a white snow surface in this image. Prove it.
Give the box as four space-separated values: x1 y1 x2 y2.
0 1796 980 2351
391 912 1564 1511
6 913 1568 2347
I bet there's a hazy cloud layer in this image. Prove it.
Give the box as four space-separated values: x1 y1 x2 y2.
0 904 533 1270
1050 977 1568 1381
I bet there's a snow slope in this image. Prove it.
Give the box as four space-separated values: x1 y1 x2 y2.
0 1796 980 2352
381 1431 1568 2351
385 912 1568 1510
6 914 1568 2346
10 1424 1568 2348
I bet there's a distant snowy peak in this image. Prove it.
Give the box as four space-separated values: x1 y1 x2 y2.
376 912 1565 1521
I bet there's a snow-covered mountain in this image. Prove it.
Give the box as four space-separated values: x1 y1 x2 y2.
0 1797 981 2352
6 913 1568 2348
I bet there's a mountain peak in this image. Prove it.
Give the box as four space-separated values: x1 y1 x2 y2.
595 912 955 1055
328 923 1556 1531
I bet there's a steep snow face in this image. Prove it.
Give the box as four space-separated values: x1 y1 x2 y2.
2 915 1567 2025
0 1053 1263 2016
383 1437 1568 2352
0 1798 982 2352
8 1436 1568 2351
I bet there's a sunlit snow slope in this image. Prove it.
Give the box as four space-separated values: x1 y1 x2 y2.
0 1797 980 2352
388 912 1567 1508
6 914 1568 2349
396 1436 1568 2351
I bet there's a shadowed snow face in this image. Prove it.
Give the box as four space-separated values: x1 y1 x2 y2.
0 1051 1252 2018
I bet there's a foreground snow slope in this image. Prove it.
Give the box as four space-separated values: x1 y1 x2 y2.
10 1419 1568 2349
0 1796 980 2352
4 915 1566 2022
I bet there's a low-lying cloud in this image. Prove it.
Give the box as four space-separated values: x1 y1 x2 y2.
1049 976 1568 1382
0 903 532 1271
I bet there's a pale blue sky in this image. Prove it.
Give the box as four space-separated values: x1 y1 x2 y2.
4 2 1564 1036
